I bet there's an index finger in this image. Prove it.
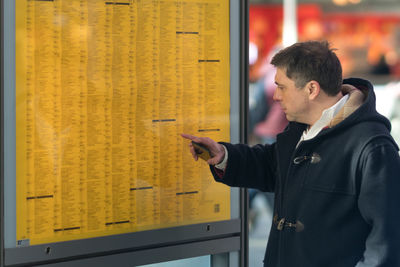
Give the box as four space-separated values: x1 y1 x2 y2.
181 133 199 141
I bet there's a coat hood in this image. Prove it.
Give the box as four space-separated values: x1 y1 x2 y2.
326 77 391 132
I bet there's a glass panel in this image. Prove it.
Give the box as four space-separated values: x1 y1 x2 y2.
138 255 210 267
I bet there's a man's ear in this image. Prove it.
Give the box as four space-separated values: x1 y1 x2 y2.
306 80 320 100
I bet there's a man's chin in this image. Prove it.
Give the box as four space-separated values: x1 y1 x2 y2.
285 114 293 121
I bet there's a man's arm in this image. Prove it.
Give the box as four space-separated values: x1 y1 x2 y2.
356 138 400 266
210 142 277 192
181 133 278 192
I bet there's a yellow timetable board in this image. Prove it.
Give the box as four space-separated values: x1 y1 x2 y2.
15 0 230 245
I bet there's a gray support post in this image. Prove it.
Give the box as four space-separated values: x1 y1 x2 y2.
283 0 298 47
1 0 5 264
240 0 250 265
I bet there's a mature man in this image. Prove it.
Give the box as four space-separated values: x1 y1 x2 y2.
182 41 400 266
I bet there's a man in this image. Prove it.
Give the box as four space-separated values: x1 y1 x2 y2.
182 41 400 267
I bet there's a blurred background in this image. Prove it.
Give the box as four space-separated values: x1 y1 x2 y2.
247 0 400 265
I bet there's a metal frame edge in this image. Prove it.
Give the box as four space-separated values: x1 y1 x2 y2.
1 0 6 265
5 219 241 266
240 0 249 266
37 237 241 267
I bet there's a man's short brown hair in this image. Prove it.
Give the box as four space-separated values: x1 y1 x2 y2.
271 41 343 96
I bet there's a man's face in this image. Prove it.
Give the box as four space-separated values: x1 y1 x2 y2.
273 68 310 124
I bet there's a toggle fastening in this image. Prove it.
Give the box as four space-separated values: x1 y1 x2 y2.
274 214 305 232
293 152 321 165
277 218 285 231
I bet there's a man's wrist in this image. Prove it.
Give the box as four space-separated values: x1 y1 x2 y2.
214 145 228 170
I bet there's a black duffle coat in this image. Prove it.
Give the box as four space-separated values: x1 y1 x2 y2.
211 78 400 267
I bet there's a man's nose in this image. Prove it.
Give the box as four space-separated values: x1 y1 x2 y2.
273 89 280 101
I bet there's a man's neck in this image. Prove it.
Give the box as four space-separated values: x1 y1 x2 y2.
308 92 344 127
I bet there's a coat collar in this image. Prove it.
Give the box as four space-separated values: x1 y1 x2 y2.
328 84 367 128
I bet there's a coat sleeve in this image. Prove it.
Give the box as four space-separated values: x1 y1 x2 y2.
210 142 278 192
356 137 400 267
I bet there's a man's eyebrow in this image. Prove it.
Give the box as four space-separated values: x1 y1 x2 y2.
275 82 283 86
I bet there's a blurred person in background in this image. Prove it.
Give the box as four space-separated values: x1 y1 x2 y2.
248 46 288 229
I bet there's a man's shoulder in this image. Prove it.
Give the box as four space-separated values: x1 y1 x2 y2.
345 120 399 151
